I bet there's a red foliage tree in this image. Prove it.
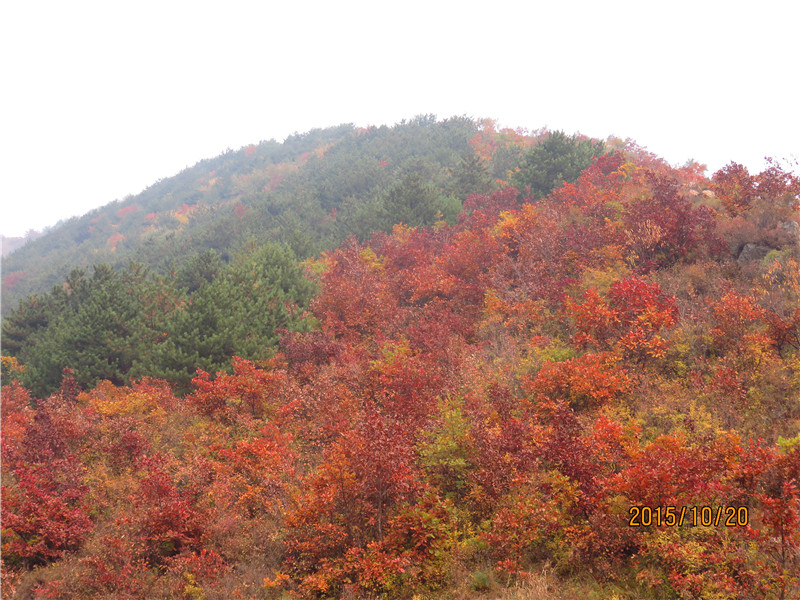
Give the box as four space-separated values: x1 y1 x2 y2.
1 457 92 568
711 162 757 217
622 170 720 271
566 277 678 360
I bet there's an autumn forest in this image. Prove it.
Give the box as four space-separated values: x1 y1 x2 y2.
2 117 799 599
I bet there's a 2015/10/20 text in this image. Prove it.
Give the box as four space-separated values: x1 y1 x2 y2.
628 506 749 527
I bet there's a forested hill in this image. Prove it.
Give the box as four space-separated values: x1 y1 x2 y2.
2 116 487 315
1 116 612 397
3 117 800 599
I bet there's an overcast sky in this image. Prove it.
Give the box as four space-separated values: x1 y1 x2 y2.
2 0 798 238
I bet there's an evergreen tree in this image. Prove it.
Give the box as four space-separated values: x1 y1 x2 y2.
142 242 314 391
511 131 606 199
21 265 142 396
379 159 459 229
450 152 494 199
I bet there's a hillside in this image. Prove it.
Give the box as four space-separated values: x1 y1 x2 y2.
2 232 46 258
1 116 484 316
2 118 800 600
1 120 615 399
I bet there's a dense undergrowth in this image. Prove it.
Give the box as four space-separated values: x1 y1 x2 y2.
2 120 800 599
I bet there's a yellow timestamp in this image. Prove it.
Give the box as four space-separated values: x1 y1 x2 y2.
628 505 749 528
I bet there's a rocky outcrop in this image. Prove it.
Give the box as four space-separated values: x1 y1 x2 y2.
737 242 772 264
779 219 800 242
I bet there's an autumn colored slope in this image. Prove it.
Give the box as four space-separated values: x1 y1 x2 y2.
1 117 479 316
2 127 800 599
2 120 606 399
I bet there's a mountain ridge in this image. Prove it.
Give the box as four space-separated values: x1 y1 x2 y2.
2 117 484 315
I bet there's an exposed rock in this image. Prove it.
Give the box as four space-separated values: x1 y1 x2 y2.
779 220 800 242
737 242 772 264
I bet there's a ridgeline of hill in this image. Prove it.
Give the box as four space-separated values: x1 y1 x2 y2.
1 117 610 397
2 116 800 600
2 116 483 315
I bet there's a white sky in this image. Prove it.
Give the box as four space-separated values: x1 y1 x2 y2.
2 0 798 238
